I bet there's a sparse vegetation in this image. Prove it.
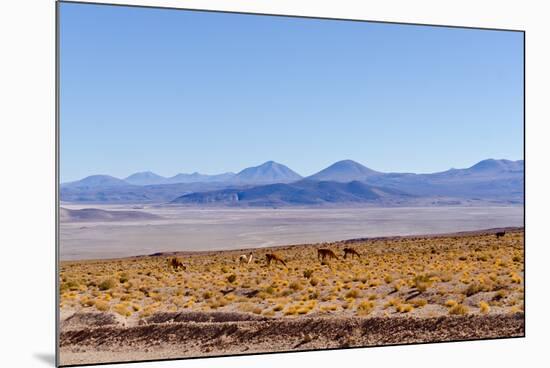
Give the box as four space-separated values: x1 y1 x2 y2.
59 231 523 321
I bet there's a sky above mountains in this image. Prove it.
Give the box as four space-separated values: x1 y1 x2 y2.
59 3 523 182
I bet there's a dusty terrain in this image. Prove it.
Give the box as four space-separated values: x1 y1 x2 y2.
59 229 524 366
59 205 524 260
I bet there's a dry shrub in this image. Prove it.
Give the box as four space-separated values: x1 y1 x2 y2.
113 303 132 317
396 304 414 313
411 299 427 308
449 303 468 315
119 273 129 283
99 278 117 291
465 282 486 296
356 300 375 315
445 299 458 308
94 300 109 312
345 289 360 299
479 301 490 314
412 274 434 292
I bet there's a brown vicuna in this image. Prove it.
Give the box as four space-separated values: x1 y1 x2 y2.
169 257 185 271
265 253 287 267
318 248 338 262
495 231 506 238
343 247 360 259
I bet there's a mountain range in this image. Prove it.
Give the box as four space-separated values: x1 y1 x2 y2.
60 159 524 206
65 161 301 188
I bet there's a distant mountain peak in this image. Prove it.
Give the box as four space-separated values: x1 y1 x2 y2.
234 161 302 184
166 171 236 184
307 160 381 183
63 174 129 188
469 158 523 172
125 171 162 177
336 159 361 165
124 171 167 185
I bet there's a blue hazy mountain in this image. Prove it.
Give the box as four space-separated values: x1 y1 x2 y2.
165 172 236 184
171 180 413 206
124 171 167 185
124 171 236 185
60 159 524 205
231 161 302 184
60 181 237 203
364 159 524 201
62 175 130 189
113 161 301 186
60 161 300 202
467 158 524 173
307 160 381 182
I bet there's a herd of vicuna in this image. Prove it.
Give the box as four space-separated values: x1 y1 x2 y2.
168 247 362 271
168 231 507 271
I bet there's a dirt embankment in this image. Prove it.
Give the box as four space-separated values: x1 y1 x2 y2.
60 311 524 365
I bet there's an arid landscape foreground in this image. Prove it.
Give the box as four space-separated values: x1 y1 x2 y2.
59 228 524 366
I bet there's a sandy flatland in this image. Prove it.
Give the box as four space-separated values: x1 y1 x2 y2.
59 228 524 366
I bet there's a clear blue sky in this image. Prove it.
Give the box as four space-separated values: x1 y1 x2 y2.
59 2 524 182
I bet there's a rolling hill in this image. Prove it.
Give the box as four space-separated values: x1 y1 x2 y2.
62 175 130 189
171 180 413 206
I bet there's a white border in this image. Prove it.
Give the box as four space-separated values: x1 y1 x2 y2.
1 1 548 367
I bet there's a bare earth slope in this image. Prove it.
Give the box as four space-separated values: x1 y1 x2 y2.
60 313 523 365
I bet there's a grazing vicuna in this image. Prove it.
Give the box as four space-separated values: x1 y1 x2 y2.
343 247 360 259
169 257 185 271
318 248 338 262
495 231 506 238
265 253 287 267
238 252 253 264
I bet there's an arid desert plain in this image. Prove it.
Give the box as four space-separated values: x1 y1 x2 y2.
59 205 523 260
59 205 524 365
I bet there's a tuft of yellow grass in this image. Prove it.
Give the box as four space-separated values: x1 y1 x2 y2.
411 299 427 308
479 301 490 314
99 278 117 291
445 299 458 308
345 289 360 299
113 303 132 317
449 303 468 315
356 300 375 316
396 304 414 313
94 300 109 312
